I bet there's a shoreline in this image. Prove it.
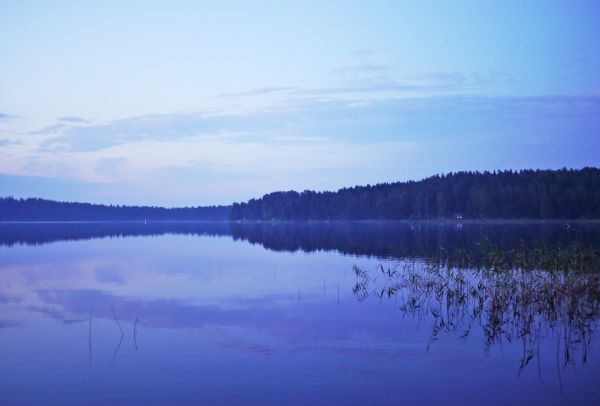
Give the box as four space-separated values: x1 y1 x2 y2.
2 218 600 224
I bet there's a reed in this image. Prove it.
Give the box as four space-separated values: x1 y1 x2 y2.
353 241 600 374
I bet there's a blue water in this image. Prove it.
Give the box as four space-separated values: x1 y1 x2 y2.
0 222 599 404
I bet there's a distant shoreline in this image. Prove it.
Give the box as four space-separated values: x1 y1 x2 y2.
2 219 600 224
3 168 599 222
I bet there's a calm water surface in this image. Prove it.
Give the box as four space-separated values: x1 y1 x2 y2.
0 222 599 404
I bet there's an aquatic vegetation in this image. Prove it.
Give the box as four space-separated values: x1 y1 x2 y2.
353 243 600 376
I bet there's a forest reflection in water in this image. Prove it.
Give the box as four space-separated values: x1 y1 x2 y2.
353 241 600 385
1 221 600 403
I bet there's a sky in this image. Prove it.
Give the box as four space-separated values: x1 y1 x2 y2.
1 1 599 206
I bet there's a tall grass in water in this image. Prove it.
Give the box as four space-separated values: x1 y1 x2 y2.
353 242 600 376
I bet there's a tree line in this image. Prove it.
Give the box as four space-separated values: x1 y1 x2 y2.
230 168 600 220
2 168 599 221
0 197 231 221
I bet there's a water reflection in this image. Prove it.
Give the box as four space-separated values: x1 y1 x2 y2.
2 221 600 261
353 247 600 381
1 222 599 403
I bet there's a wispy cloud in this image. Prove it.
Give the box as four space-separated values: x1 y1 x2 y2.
210 70 506 106
58 116 89 123
0 113 18 121
349 48 375 58
218 86 300 98
39 112 270 152
26 93 600 155
331 64 388 75
28 123 68 136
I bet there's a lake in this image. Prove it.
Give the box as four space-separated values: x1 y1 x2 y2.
0 221 599 404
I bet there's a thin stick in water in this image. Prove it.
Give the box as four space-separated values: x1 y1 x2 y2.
134 316 138 351
111 306 124 337
88 311 92 365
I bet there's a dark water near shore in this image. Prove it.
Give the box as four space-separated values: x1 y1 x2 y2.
0 221 599 404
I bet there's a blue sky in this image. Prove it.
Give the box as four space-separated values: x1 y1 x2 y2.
1 1 599 206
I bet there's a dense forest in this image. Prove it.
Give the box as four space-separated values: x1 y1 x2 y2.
230 168 600 220
1 168 599 221
0 197 231 221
